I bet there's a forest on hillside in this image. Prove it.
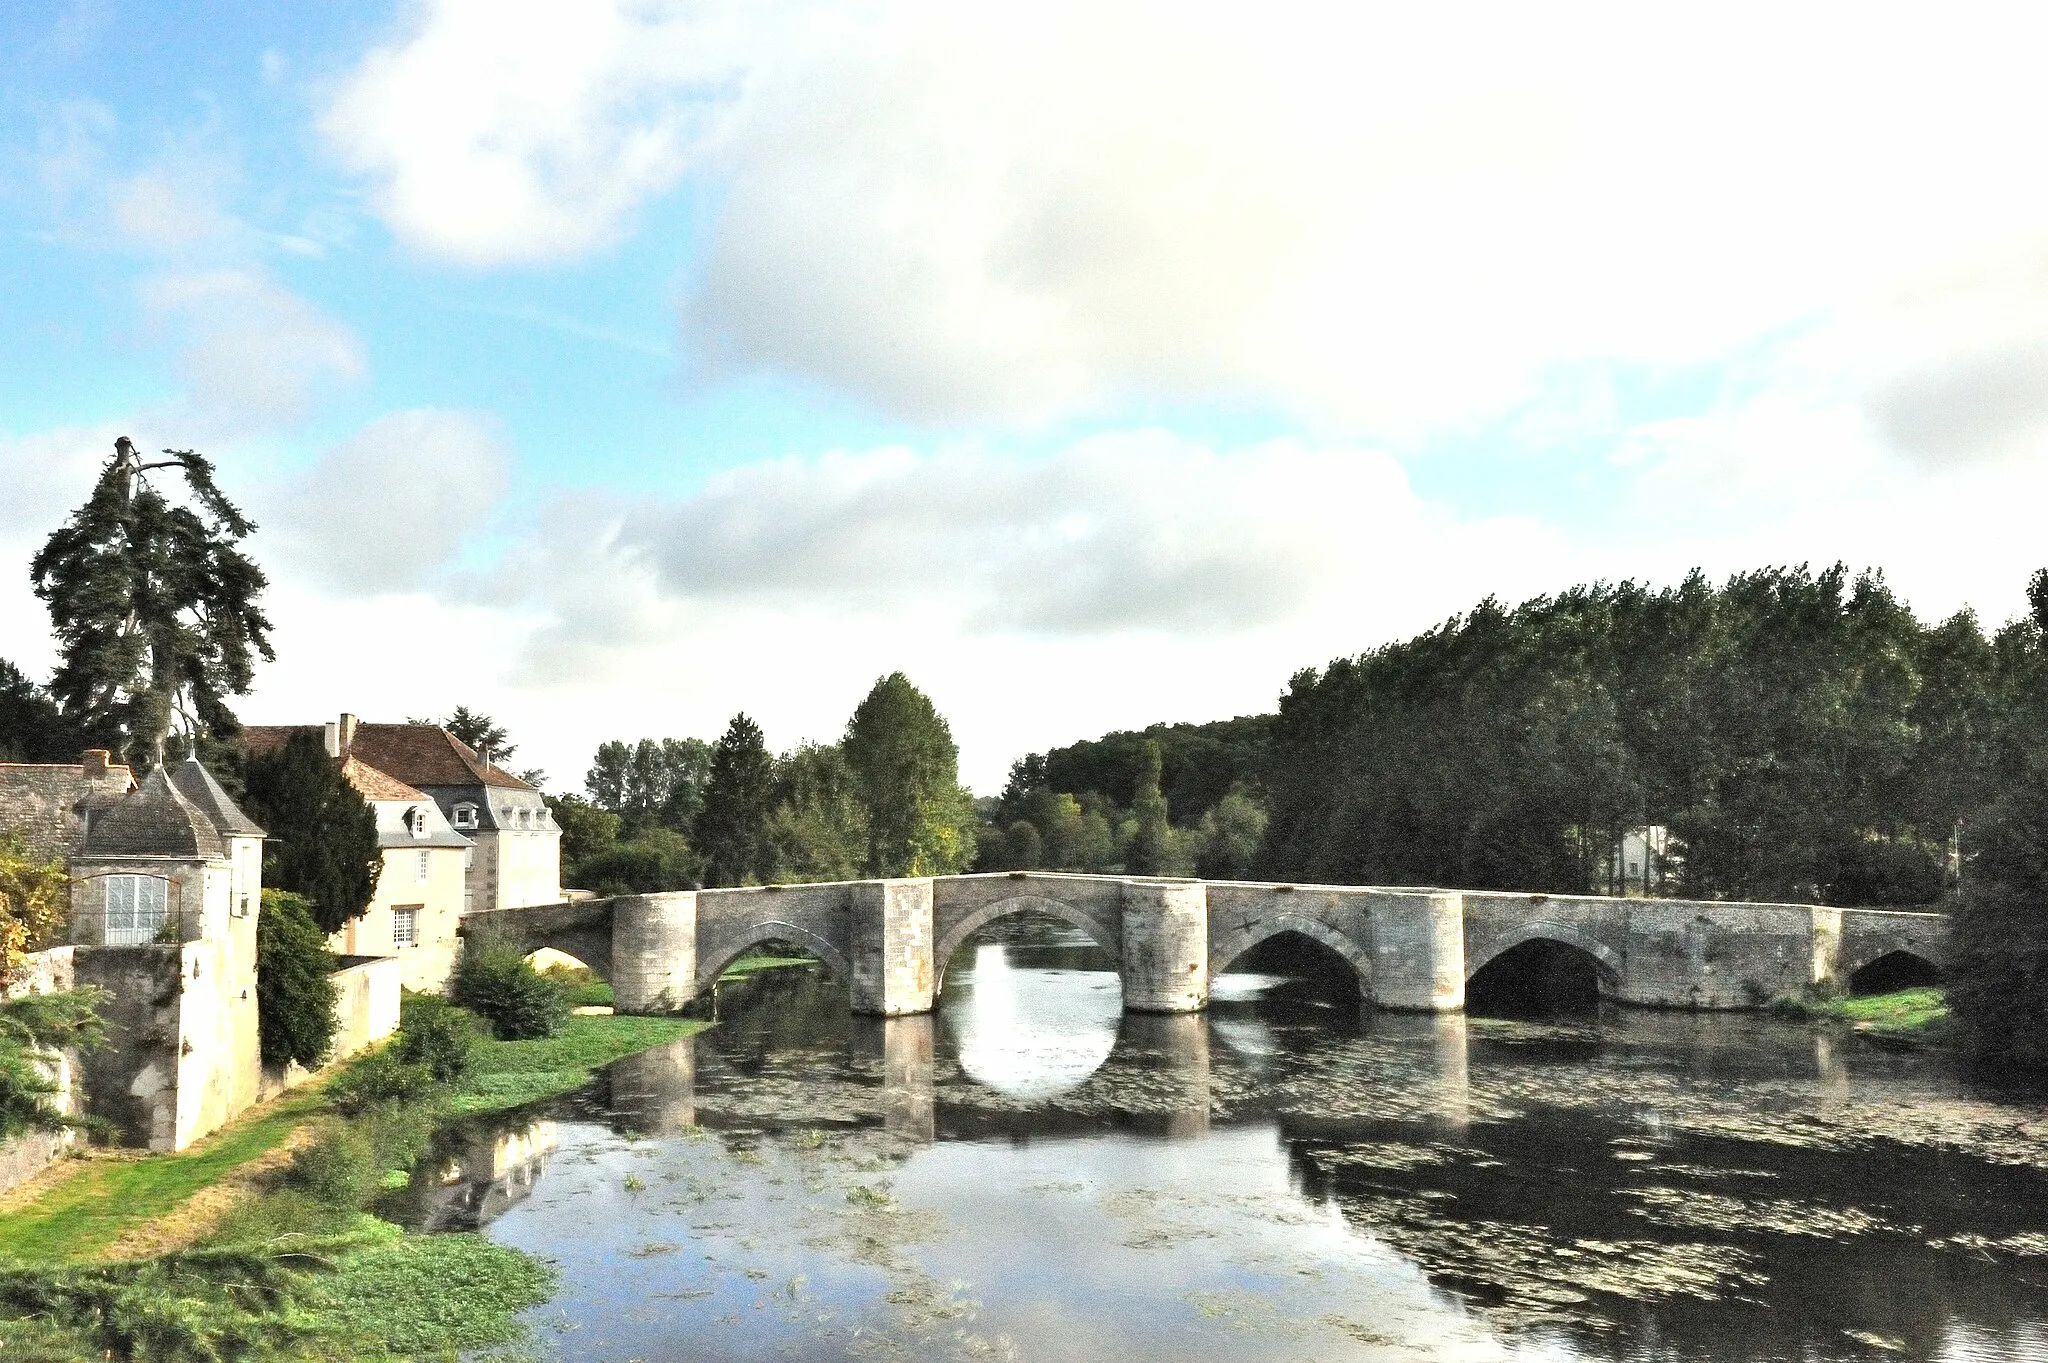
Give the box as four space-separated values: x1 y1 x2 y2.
989 564 2048 908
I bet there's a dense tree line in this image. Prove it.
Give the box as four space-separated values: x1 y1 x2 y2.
550 673 977 894
983 715 1273 878
1261 566 2014 905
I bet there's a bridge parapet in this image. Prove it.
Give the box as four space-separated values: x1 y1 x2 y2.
461 874 1950 1018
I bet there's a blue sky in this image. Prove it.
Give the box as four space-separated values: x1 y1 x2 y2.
4 0 2048 790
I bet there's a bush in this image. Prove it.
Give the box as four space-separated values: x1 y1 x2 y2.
284 1125 378 1208
395 993 479 1082
327 1049 434 1118
453 934 569 1040
256 891 339 1070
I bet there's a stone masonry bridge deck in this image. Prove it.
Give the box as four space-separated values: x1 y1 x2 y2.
461 872 1946 1016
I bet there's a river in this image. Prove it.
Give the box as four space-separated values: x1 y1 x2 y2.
392 922 2048 1362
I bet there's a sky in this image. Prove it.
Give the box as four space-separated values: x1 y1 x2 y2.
4 1 2048 793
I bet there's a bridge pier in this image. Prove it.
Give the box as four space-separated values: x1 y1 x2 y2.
1120 882 1208 1013
611 892 697 1015
850 878 936 1015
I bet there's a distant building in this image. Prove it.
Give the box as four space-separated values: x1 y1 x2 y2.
244 714 561 914
335 756 471 991
1615 825 1674 896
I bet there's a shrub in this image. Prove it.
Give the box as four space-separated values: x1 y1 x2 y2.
284 1125 378 1208
327 1049 434 1118
453 933 569 1040
395 993 479 1082
255 890 340 1070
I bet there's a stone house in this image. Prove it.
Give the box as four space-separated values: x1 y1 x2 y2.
333 755 472 992
246 715 561 915
66 760 266 1151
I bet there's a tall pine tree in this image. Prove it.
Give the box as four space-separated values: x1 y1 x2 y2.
30 438 273 769
241 731 382 935
693 714 775 886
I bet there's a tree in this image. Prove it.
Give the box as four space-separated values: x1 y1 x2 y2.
0 988 104 1140
767 743 867 882
1195 785 1268 880
842 673 977 877
0 660 79 763
583 736 712 833
545 793 621 871
1126 741 1171 875
255 890 339 1069
693 714 776 886
441 706 512 762
241 731 382 934
30 438 274 769
0 834 71 986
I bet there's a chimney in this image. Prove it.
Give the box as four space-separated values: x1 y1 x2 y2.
480 748 492 771
81 749 109 779
339 713 358 755
323 722 340 757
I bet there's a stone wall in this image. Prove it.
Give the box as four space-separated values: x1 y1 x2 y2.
259 954 403 1100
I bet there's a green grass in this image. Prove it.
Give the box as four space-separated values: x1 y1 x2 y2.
1820 986 1950 1039
298 1221 558 1359
0 1091 326 1265
446 1013 709 1115
721 952 820 979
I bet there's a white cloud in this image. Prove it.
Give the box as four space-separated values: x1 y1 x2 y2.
140 270 365 435
325 1 2048 435
260 409 512 595
319 0 741 264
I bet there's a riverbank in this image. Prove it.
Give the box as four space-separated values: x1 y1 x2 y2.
0 1002 708 1361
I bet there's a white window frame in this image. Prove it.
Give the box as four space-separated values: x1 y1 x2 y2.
453 803 477 830
416 849 431 883
104 874 170 946
409 807 429 838
392 906 420 949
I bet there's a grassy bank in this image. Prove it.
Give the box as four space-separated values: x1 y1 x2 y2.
1773 986 1951 1043
0 1004 708 1359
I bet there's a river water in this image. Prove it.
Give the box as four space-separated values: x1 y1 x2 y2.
395 924 2048 1363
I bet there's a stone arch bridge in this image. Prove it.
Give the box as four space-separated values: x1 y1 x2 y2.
462 872 1944 1016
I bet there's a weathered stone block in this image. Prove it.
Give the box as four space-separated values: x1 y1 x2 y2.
849 879 935 1015
611 892 698 1014
1119 882 1208 1013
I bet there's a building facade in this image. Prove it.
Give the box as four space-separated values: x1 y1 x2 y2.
333 756 472 991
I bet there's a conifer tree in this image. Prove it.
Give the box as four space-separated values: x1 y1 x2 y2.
30 438 273 769
241 731 382 934
842 673 977 877
693 714 776 886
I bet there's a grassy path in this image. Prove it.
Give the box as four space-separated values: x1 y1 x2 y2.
0 1090 326 1264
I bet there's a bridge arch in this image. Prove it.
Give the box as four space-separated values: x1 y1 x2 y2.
933 893 1120 994
1843 947 1942 994
695 920 850 989
1211 913 1374 996
1466 921 1625 987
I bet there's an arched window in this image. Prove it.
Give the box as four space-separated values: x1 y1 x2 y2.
452 803 478 830
408 806 429 838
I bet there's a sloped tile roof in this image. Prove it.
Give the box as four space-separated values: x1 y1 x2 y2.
0 759 136 863
169 758 266 838
80 766 226 861
243 722 535 792
341 755 428 803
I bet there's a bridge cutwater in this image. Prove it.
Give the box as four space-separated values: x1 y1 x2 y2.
463 872 1945 1017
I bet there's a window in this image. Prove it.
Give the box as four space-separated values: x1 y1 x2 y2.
417 849 431 883
105 875 169 945
409 807 429 838
453 803 476 830
392 907 419 948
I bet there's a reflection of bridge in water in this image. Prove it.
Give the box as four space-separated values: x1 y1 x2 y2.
467 872 1945 1017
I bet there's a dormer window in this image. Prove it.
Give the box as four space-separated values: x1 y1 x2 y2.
408 806 429 838
453 803 477 830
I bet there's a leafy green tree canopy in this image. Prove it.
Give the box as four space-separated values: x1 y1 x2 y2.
842 673 975 877
241 731 382 934
0 660 79 763
30 438 274 769
255 889 339 1070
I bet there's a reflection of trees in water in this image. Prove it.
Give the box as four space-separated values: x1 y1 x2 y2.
1283 1097 2048 1361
